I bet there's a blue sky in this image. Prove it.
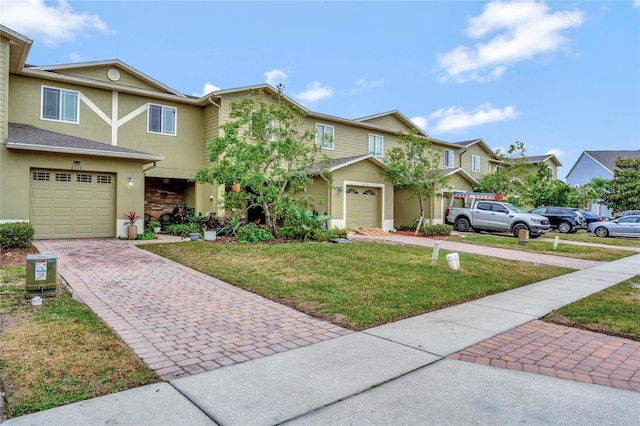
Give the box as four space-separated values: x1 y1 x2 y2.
2 0 639 178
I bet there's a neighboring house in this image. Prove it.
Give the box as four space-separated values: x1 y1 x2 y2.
0 25 552 239
565 150 640 217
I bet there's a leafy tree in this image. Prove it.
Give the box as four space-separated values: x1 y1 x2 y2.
571 177 609 209
525 163 574 208
380 129 448 227
474 142 527 201
603 157 640 213
194 88 331 236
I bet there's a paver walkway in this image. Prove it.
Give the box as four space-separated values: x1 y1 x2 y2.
450 319 640 392
33 238 351 380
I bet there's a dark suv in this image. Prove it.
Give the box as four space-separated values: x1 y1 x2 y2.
529 206 586 233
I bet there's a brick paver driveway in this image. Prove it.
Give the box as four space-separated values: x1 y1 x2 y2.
34 238 351 380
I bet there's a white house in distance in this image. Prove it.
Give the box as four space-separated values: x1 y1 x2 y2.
565 150 640 217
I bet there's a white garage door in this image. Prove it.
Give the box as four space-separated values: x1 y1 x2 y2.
346 186 380 229
30 169 115 239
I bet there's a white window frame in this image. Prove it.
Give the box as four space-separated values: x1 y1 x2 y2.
148 104 177 136
547 166 553 176
495 165 503 173
41 86 79 123
316 123 335 150
369 134 384 157
471 155 480 173
444 149 454 168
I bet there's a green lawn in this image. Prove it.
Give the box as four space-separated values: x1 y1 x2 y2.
542 230 640 248
544 276 640 341
446 233 635 261
142 240 572 330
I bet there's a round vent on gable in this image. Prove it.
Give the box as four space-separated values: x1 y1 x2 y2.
107 68 121 81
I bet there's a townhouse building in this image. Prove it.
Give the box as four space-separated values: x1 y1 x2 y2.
0 25 557 239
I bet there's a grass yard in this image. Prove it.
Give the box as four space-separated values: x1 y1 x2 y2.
541 231 640 248
544 276 640 341
446 233 636 261
0 259 159 419
142 240 572 330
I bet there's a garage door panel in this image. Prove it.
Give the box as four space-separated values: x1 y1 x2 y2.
31 206 53 218
31 170 115 239
346 186 380 229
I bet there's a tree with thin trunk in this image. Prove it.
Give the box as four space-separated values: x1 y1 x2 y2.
380 130 448 231
194 87 331 237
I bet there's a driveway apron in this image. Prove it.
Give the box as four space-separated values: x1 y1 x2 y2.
33 239 352 380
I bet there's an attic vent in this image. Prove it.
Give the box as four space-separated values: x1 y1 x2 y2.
107 68 121 81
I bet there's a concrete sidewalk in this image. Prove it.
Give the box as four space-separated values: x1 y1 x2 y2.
5 253 639 425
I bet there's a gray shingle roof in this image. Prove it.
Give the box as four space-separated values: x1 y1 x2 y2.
584 150 640 173
7 123 163 161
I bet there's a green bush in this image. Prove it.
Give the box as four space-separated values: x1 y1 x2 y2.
422 224 453 237
236 223 274 243
137 230 157 240
165 223 199 238
0 222 35 248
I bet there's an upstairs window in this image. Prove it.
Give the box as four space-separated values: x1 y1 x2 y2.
148 104 176 135
316 123 334 150
472 155 480 172
42 86 79 123
369 134 383 157
250 112 275 141
444 149 454 168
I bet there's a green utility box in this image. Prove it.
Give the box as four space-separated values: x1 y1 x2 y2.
25 254 57 298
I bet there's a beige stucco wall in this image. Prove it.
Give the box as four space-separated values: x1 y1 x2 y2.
459 143 492 180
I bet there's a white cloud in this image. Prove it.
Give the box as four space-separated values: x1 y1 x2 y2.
545 148 564 158
428 103 518 133
635 0 640 7
193 82 221 97
410 116 428 131
295 82 333 105
264 69 288 87
69 52 82 63
1 0 109 46
437 0 584 83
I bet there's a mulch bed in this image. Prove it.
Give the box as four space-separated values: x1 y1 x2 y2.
0 245 40 268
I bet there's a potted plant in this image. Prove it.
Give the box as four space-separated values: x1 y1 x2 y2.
123 211 139 240
149 220 161 233
202 214 221 242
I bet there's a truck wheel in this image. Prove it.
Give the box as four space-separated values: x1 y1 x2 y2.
558 221 572 233
455 217 471 232
512 223 529 238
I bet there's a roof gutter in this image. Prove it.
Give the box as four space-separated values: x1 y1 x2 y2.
6 141 165 162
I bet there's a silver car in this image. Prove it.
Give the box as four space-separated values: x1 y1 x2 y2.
588 215 640 238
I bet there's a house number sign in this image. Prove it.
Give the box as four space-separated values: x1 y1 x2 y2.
71 161 82 170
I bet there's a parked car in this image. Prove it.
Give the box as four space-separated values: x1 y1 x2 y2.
588 215 640 238
575 210 603 225
529 206 586 233
614 210 640 219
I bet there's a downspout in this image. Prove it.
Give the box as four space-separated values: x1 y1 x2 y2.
143 162 157 174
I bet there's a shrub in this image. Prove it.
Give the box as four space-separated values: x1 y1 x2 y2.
0 222 35 248
137 230 157 240
422 224 453 237
236 223 274 243
165 223 199 238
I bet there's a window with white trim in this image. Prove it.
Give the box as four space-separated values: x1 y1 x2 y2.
42 86 79 123
471 155 480 172
148 104 176 135
250 112 275 141
495 165 503 173
443 149 454 168
368 134 383 157
316 123 334 149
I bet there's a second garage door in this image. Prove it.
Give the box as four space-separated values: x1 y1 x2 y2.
346 186 380 229
30 169 115 239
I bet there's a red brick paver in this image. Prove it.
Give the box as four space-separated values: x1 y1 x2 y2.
449 320 640 392
34 238 352 380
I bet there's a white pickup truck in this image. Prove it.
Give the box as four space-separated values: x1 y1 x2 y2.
445 196 551 238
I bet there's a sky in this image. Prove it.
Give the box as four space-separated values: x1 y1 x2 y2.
2 0 639 179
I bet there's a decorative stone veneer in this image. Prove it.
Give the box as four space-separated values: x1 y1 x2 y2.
144 177 189 219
